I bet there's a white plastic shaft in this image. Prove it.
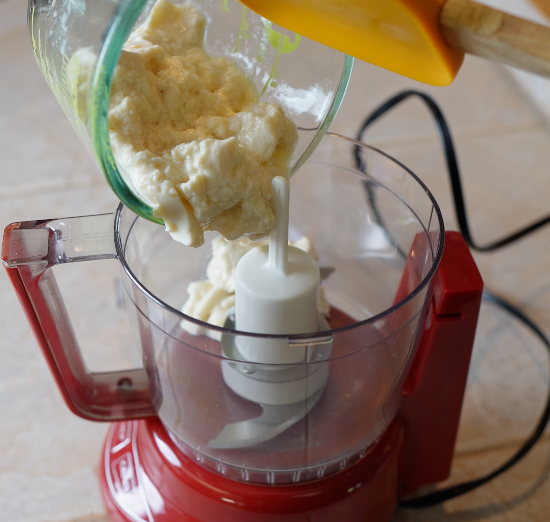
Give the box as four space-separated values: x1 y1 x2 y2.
268 176 290 275
235 177 320 365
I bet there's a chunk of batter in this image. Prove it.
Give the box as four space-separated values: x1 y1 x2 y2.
108 0 298 247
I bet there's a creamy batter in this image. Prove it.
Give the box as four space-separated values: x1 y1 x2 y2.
108 0 298 247
181 236 330 338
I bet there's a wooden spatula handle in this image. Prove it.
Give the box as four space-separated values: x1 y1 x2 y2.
440 0 550 77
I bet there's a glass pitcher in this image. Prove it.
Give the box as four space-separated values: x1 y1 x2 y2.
28 0 353 225
2 133 444 485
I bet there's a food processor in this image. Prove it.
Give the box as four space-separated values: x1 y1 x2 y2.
2 132 483 521
3 0 485 521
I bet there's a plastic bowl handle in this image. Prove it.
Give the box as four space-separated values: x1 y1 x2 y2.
1 213 156 421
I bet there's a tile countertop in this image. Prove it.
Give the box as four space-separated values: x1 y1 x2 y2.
2 0 550 521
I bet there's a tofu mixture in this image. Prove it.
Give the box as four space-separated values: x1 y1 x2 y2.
107 0 298 247
182 235 330 338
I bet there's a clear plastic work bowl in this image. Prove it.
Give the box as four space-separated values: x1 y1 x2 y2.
2 133 444 485
28 0 353 224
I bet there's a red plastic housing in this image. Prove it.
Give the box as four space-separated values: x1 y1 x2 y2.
101 417 404 522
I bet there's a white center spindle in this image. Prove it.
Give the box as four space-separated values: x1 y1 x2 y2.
235 176 320 365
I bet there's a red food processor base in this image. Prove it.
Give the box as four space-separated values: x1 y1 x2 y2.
99 232 484 522
100 417 404 522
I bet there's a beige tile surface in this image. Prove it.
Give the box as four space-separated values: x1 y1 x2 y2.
331 55 542 145
0 30 101 198
394 435 550 522
2 0 550 521
0 0 25 36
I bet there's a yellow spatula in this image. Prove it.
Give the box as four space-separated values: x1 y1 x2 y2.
238 0 550 86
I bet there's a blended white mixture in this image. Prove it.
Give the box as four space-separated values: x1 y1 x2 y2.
108 0 298 247
182 236 330 338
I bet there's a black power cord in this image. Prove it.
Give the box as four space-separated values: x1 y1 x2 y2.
354 90 550 507
356 90 550 252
